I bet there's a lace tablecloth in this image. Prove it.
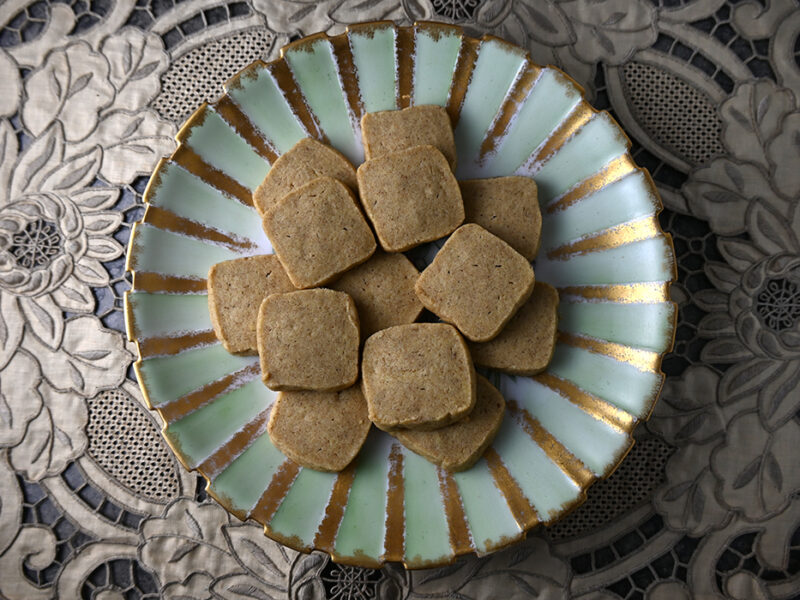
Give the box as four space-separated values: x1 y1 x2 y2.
1 0 799 598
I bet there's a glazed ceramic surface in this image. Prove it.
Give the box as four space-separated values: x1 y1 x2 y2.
125 21 676 568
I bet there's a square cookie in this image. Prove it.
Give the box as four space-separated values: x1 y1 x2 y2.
470 282 559 375
268 386 371 472
253 137 357 216
391 375 505 472
207 255 296 355
361 105 457 170
361 323 476 431
460 176 541 260
263 176 376 289
356 145 464 252
331 251 423 339
257 288 359 392
414 223 535 342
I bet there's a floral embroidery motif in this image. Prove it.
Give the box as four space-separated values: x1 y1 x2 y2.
756 277 800 332
322 563 382 600
9 219 61 269
431 0 482 21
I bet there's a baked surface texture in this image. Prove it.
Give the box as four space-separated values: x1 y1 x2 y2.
361 323 476 431
253 137 357 216
361 105 457 170
207 254 297 355
356 145 464 252
414 223 535 342
262 176 376 289
460 176 541 261
267 386 371 472
469 282 559 374
257 288 360 392
331 251 423 339
391 374 505 472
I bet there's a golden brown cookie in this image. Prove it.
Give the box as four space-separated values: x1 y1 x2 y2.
263 176 376 289
330 251 423 339
253 138 357 216
257 289 360 392
267 386 371 472
414 223 535 342
207 255 296 355
460 176 541 261
392 375 505 472
361 323 476 431
361 105 457 170
469 282 559 375
356 145 464 252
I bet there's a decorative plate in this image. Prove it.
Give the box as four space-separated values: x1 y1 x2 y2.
125 21 676 568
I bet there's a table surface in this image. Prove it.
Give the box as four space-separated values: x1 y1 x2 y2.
1 0 799 598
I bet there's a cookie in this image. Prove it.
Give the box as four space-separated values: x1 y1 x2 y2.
361 323 476 431
331 251 423 339
253 137 357 216
267 386 371 472
207 255 296 355
469 282 559 375
460 176 541 261
257 288 360 392
356 145 464 252
392 375 505 472
361 105 457 170
414 223 535 342
263 176 376 289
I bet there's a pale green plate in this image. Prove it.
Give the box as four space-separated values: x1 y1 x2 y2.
125 21 677 568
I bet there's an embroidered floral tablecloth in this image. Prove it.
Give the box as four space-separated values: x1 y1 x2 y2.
1 0 799 598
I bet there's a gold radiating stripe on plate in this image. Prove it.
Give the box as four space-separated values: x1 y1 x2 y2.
330 30 365 127
446 37 478 128
557 282 670 304
315 462 358 554
484 447 539 531
383 443 405 562
558 331 661 373
546 155 638 214
198 408 271 479
131 271 207 294
252 459 302 523
526 102 594 168
222 59 265 93
478 62 541 162
171 145 253 207
214 95 279 164
138 330 218 359
142 205 257 253
158 363 261 424
437 467 473 556
174 102 210 144
396 24 415 109
533 372 635 432
546 215 661 260
266 59 328 144
141 157 170 205
509 401 595 490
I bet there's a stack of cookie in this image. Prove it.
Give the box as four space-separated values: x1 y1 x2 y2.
206 106 558 473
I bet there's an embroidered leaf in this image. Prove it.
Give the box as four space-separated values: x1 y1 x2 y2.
602 11 626 26
732 456 761 490
662 480 692 502
226 584 276 600
764 451 782 491
169 541 200 563
185 509 203 539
